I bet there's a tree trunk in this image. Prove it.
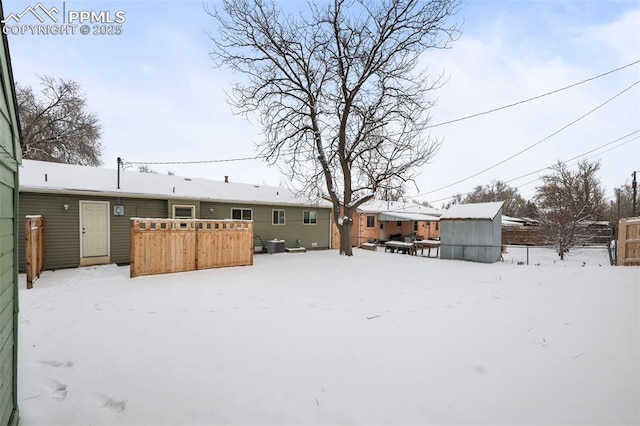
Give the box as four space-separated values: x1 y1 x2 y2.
339 219 353 256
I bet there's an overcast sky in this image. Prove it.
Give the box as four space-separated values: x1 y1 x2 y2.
5 0 639 206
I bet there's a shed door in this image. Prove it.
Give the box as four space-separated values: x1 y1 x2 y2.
80 201 109 258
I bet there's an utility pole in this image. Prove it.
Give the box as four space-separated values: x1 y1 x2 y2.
117 157 122 189
633 171 637 217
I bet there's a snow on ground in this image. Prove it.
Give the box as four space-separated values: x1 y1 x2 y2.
18 247 639 425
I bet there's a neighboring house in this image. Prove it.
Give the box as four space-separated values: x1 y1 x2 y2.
439 201 504 263
0 1 21 423
18 160 332 271
330 199 441 248
358 200 442 244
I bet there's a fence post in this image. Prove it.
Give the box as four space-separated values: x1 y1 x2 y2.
617 218 626 266
25 216 45 289
25 218 32 289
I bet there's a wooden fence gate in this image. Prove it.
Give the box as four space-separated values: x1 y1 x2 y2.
130 219 253 278
25 215 45 289
617 217 640 266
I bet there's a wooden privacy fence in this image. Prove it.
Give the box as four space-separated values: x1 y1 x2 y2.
617 217 640 266
25 215 45 289
130 219 253 278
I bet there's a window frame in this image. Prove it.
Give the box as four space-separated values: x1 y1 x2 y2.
272 209 286 225
303 210 317 225
172 204 195 219
366 215 375 228
231 208 253 221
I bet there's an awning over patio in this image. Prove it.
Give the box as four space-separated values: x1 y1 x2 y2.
377 211 440 222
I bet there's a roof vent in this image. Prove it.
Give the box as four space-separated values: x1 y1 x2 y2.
224 176 229 183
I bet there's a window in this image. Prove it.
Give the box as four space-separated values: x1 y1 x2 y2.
172 205 195 219
231 208 252 220
272 209 285 225
303 210 317 225
435 221 440 231
413 221 418 232
366 215 375 228
396 221 402 226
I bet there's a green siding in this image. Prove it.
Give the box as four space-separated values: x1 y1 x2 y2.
17 193 332 271
0 4 20 422
18 193 167 270
201 201 332 249
110 198 167 264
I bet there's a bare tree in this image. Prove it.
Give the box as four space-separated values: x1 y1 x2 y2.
535 160 606 260
138 165 158 174
610 181 639 222
208 0 460 255
16 75 102 166
463 180 526 217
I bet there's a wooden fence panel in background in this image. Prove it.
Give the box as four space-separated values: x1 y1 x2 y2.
197 221 253 270
130 219 253 278
617 217 640 266
25 215 45 289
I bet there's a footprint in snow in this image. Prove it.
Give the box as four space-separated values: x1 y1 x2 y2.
93 393 126 413
40 360 74 368
44 379 68 400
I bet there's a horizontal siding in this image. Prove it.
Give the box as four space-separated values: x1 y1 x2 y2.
19 193 167 270
0 283 14 426
1 25 20 426
201 201 331 249
18 192 331 271
110 198 167 264
19 193 80 271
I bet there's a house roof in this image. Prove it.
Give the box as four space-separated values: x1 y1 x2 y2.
377 211 441 222
357 199 442 217
440 201 504 220
19 160 331 208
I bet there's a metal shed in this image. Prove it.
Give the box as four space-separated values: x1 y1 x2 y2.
440 202 504 263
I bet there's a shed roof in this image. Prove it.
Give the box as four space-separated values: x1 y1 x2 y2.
19 160 330 208
441 201 504 220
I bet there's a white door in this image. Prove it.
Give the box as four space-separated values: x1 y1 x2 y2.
80 201 109 258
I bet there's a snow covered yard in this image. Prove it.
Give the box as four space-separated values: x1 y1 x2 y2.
18 248 639 425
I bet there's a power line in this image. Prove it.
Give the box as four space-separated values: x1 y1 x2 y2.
426 59 640 129
490 131 640 187
418 80 640 197
124 155 261 166
123 61 640 168
417 131 640 206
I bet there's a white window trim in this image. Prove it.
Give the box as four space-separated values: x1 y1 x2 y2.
272 209 286 226
172 204 195 219
231 207 253 221
303 210 317 225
